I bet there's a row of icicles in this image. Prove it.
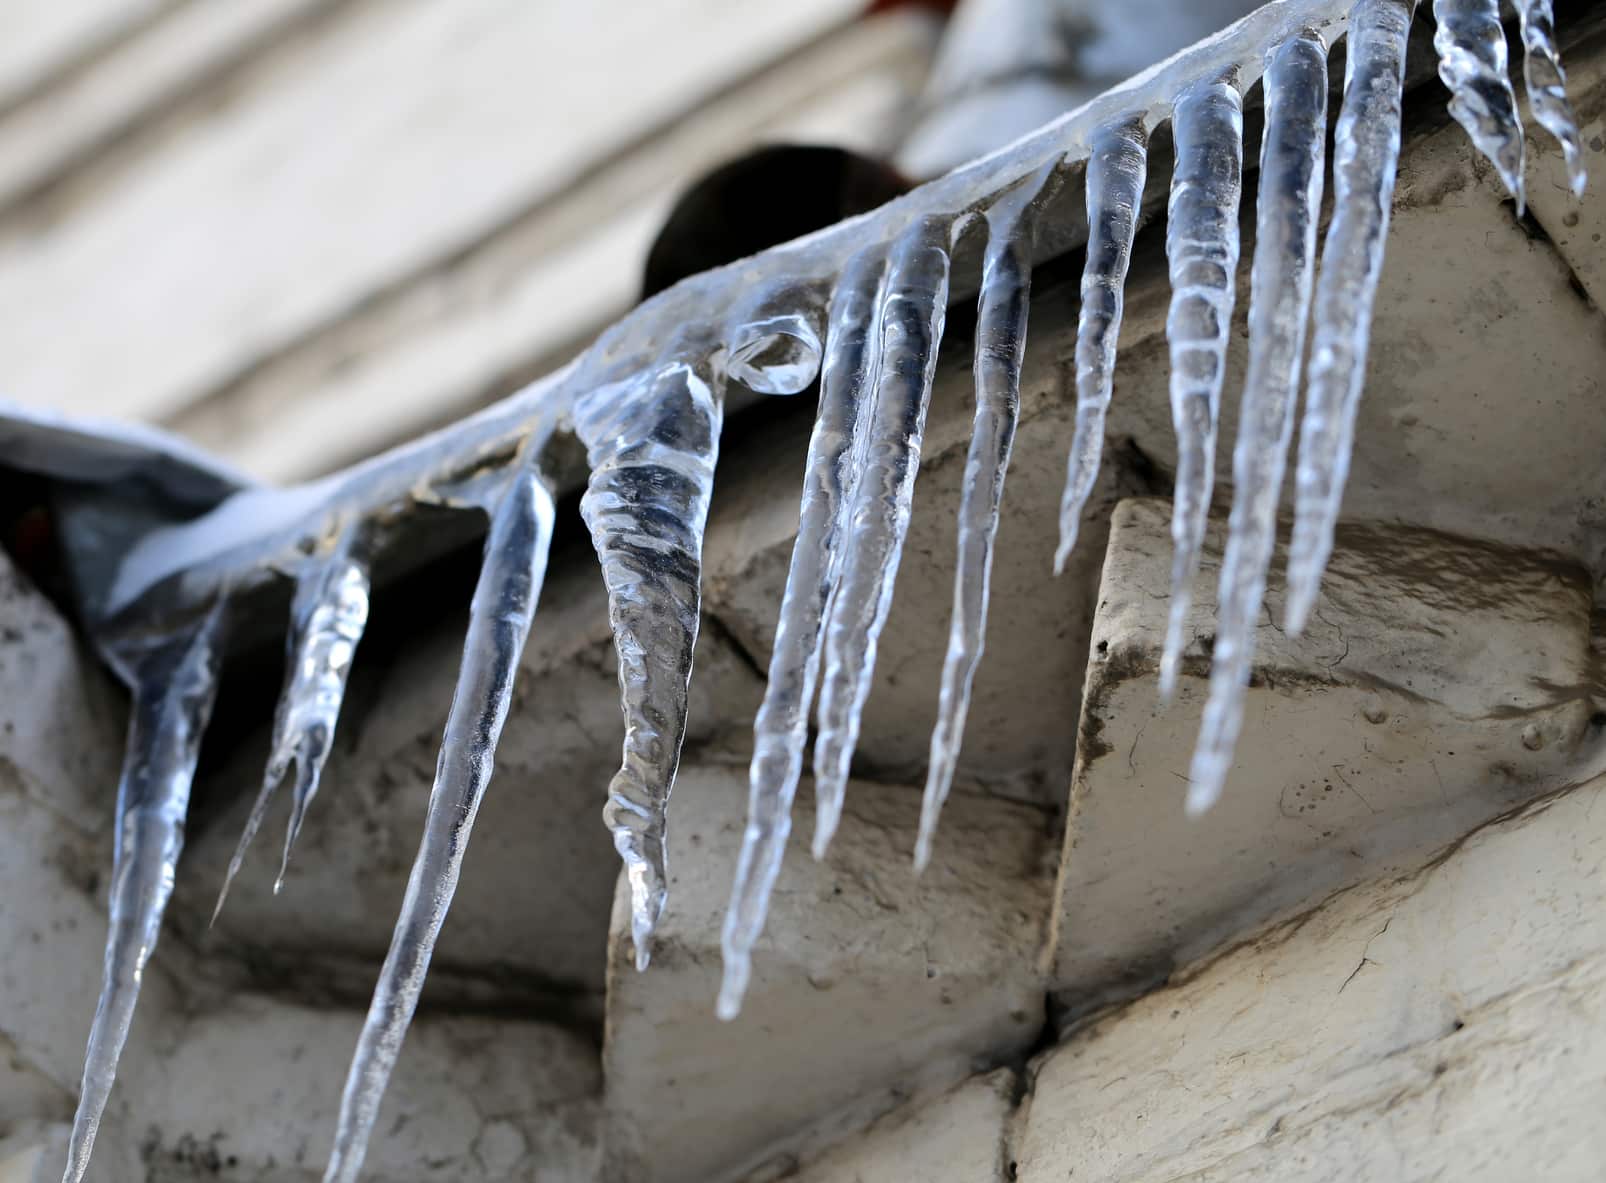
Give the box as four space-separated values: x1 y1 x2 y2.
60 1 1585 1180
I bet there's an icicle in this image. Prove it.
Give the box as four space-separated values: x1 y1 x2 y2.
214 540 370 917
1285 0 1413 634
578 329 723 971
916 165 1062 872
1158 78 1245 700
727 281 829 396
811 215 952 858
1432 0 1526 209
1187 32 1328 816
717 249 886 1020
63 603 225 1183
1516 0 1587 197
322 469 553 1183
1054 115 1149 571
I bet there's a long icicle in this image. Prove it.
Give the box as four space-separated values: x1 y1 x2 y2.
718 249 886 1020
1516 0 1587 197
812 214 952 858
1187 31 1328 816
63 602 226 1183
916 163 1062 871
1054 115 1150 571
579 330 723 971
214 538 370 918
1158 77 1245 700
1432 0 1526 210
322 470 554 1183
1285 0 1414 634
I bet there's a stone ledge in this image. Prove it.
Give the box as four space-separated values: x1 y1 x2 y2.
1017 770 1606 1182
601 767 1052 1183
1051 498 1605 1011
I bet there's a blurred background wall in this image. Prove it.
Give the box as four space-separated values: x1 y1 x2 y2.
0 0 1262 484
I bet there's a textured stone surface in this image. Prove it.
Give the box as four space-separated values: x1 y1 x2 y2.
1052 499 1604 1008
1018 771 1606 1182
601 767 1051 1183
791 1069 1018 1183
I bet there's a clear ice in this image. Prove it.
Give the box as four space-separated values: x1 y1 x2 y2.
1158 77 1245 699
1187 31 1329 816
812 215 952 856
1517 0 1587 197
917 162 1064 870
323 468 554 1183
1433 0 1526 209
719 250 885 1020
64 603 226 1183
46 0 1595 1170
1286 0 1413 634
1054 116 1150 571
215 538 371 916
577 327 725 971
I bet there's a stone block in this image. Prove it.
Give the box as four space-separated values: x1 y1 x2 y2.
124 998 600 1182
1017 770 1606 1182
792 1069 1018 1183
1051 498 1603 1009
601 766 1052 1183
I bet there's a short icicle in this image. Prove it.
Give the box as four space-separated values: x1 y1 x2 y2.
1158 77 1245 700
322 469 554 1183
1285 0 1414 634
214 537 371 917
1432 0 1526 209
718 249 886 1020
1187 31 1328 816
812 214 952 858
1054 115 1149 571
578 329 724 972
63 602 226 1183
1516 0 1587 197
917 164 1062 871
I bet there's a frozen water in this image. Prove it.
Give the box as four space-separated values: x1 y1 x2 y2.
719 249 886 1020
918 162 1064 870
1517 0 1587 197
1054 115 1150 572
812 215 952 857
215 539 371 916
1188 31 1329 816
1159 77 1245 699
1286 0 1413 634
41 0 1595 1169
578 328 723 971
1433 0 1526 210
323 468 554 1183
63 603 225 1183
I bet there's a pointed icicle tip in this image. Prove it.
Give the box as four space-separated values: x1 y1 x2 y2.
1432 0 1527 212
1159 77 1244 700
322 469 553 1183
810 214 952 862
1187 30 1328 821
579 322 724 963
64 601 225 1183
1055 116 1149 576
919 162 1061 873
718 248 886 1022
1516 0 1588 200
